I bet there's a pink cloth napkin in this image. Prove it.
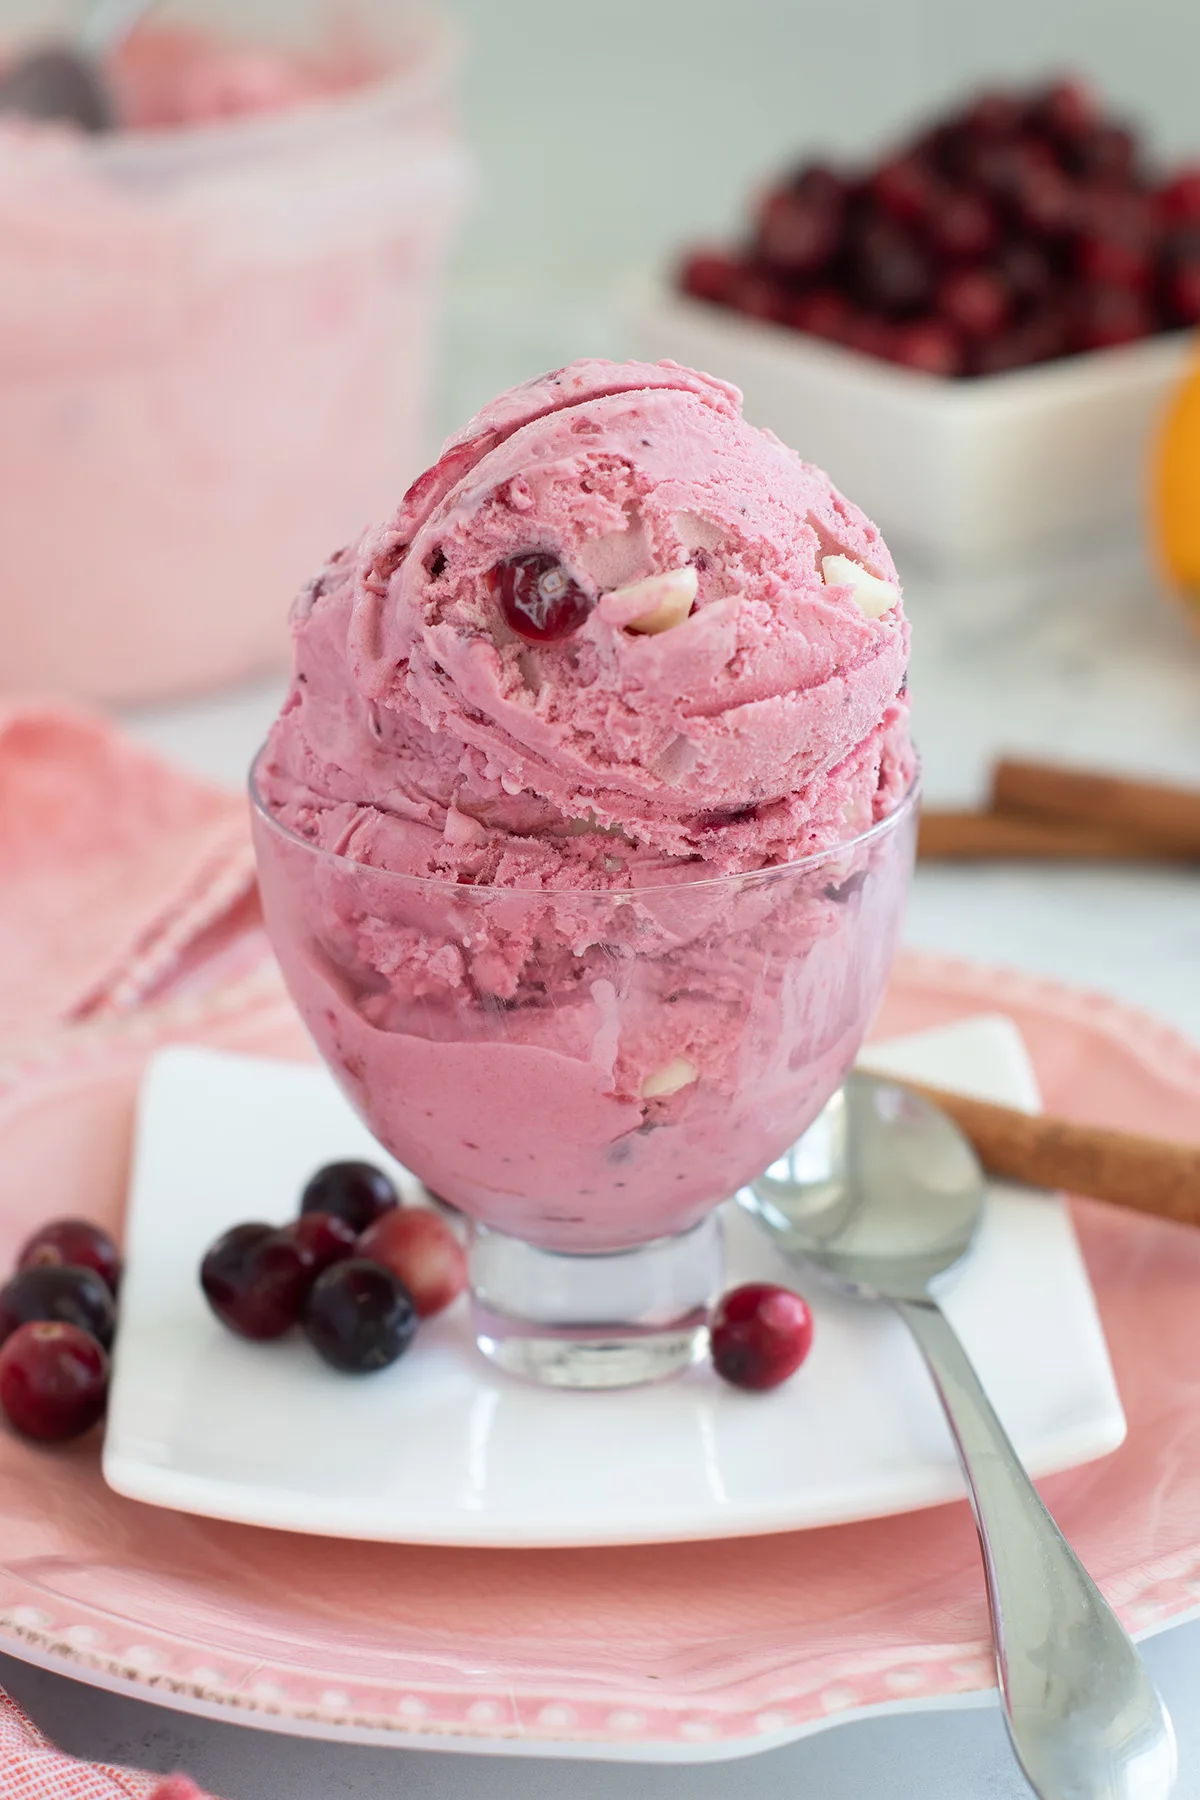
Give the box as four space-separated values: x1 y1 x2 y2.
0 705 241 1800
0 705 258 1049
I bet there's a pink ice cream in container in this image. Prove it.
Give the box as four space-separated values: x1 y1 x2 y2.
252 358 918 1387
0 0 467 704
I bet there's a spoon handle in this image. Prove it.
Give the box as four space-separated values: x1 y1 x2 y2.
897 1297 1176 1800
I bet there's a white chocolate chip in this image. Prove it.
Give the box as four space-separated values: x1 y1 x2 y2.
612 566 699 635
443 805 485 846
821 554 899 620
641 1056 699 1099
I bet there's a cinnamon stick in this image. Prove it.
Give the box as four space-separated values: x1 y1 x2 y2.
991 759 1200 859
916 808 1178 862
904 1081 1200 1227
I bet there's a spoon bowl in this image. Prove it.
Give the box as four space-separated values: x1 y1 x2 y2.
743 1074 984 1300
740 1072 1176 1800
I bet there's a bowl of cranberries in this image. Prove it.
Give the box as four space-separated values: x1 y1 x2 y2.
630 78 1198 566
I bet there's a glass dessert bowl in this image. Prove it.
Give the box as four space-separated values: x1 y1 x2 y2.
251 764 918 1389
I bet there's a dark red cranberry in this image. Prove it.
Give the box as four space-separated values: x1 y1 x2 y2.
1160 169 1200 227
788 288 852 338
849 215 934 316
1072 284 1154 351
995 238 1057 307
926 189 1000 262
1013 158 1076 238
200 1223 310 1341
357 1210 466 1319
678 249 739 305
785 162 848 211
1067 123 1138 184
18 1219 121 1296
936 267 1011 338
486 552 595 644
1163 257 1200 326
723 266 790 322
960 90 1026 142
0 1322 108 1442
957 134 1026 200
0 1265 115 1351
871 154 938 227
756 178 843 278
889 317 964 376
1029 79 1099 146
300 1161 399 1233
1080 183 1156 238
971 302 1071 374
303 1260 418 1373
838 310 896 361
710 1284 814 1391
284 1212 358 1278
1073 232 1153 292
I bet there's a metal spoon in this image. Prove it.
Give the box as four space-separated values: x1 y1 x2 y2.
0 0 160 131
739 1073 1176 1800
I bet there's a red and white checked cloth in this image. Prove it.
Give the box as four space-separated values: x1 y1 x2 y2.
0 704 245 1800
1 1687 213 1799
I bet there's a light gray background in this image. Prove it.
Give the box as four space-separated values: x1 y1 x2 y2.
3 0 1200 1793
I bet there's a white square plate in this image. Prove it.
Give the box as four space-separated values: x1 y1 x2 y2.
103 1014 1124 1547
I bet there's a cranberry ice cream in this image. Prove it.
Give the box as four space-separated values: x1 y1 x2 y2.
253 359 916 1253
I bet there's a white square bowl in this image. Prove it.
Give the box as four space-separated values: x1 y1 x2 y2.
627 286 1193 568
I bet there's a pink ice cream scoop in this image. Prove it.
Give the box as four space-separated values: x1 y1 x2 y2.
261 357 911 886
253 360 916 1278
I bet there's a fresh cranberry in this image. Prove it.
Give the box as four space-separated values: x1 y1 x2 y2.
357 1209 467 1319
837 309 896 360
960 90 1026 142
1073 232 1153 291
788 288 852 338
200 1223 310 1341
957 134 1026 200
756 181 842 278
1067 123 1137 183
1029 79 1098 145
1160 169 1200 227
1163 257 1200 326
995 238 1057 307
889 317 965 376
710 1284 814 1391
972 303 1071 374
1013 158 1076 238
936 267 1011 338
0 1322 108 1442
300 1161 399 1234
849 215 934 315
678 249 738 305
1072 284 1154 351
486 552 595 643
284 1211 358 1278
723 266 790 322
303 1260 418 1373
785 163 848 211
871 154 938 227
17 1219 121 1296
0 1265 115 1351
926 189 999 262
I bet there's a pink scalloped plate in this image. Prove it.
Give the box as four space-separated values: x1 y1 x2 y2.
1 951 1199 1763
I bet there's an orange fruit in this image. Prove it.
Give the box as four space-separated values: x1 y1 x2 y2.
1154 339 1200 620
